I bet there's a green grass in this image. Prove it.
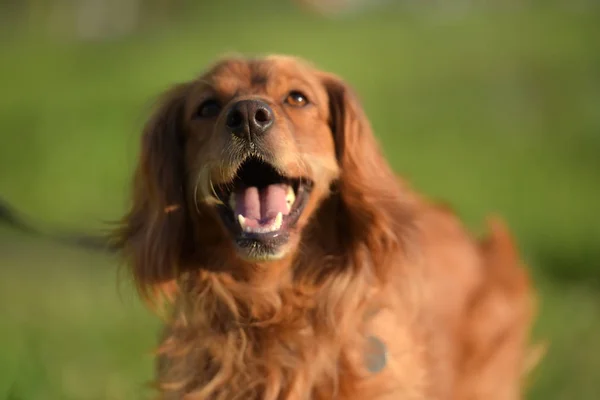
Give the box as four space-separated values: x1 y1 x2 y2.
0 228 157 399
1 1 599 399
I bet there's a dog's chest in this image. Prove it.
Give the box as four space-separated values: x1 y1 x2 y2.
158 292 428 400
197 314 425 400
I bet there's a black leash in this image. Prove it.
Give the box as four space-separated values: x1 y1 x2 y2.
0 197 117 253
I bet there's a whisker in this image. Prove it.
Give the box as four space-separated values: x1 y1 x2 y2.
210 177 221 204
196 165 222 207
193 176 201 215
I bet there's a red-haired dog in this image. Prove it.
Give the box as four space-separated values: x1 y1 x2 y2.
116 55 536 399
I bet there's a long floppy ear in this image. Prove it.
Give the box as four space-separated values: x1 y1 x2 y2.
116 83 191 304
320 74 413 276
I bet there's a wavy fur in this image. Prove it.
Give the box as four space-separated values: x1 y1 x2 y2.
115 55 537 400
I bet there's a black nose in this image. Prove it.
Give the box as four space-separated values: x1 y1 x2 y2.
225 99 274 140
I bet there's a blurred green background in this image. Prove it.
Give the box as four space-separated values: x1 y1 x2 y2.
1 0 599 399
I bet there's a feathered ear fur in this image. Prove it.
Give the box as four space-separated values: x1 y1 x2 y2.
319 73 413 278
115 83 192 303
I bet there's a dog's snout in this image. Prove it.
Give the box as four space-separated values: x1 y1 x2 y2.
225 99 274 140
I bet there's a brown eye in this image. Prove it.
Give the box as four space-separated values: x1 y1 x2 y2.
285 91 309 107
196 99 221 118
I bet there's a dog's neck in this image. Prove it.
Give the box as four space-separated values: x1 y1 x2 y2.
236 257 297 289
182 254 361 324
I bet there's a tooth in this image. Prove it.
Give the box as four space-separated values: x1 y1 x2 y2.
272 212 283 231
229 192 236 210
237 214 247 230
285 186 295 212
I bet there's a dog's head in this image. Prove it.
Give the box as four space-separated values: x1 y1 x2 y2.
119 55 405 295
185 56 341 261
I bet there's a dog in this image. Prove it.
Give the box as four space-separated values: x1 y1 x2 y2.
115 55 536 399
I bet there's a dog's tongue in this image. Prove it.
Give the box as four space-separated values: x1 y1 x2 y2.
234 184 289 222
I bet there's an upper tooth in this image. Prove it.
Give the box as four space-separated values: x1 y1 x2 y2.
285 186 295 212
237 214 246 230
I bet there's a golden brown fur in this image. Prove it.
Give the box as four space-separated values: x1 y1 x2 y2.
115 55 536 399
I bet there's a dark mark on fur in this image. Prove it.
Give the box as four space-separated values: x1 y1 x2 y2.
365 335 388 374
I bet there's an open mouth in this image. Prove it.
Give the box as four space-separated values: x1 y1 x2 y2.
215 157 313 256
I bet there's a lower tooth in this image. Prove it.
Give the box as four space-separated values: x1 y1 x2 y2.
237 213 283 234
272 212 283 231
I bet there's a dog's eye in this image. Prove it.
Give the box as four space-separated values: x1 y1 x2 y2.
285 91 309 107
196 99 222 118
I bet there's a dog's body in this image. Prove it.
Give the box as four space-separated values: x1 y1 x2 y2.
116 55 535 399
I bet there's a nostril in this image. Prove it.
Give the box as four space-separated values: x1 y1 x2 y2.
226 109 244 129
254 108 271 126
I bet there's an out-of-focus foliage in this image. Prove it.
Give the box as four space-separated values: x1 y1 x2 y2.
1 0 189 40
1 1 599 399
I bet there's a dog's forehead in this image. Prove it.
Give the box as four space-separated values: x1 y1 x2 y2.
200 56 319 94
